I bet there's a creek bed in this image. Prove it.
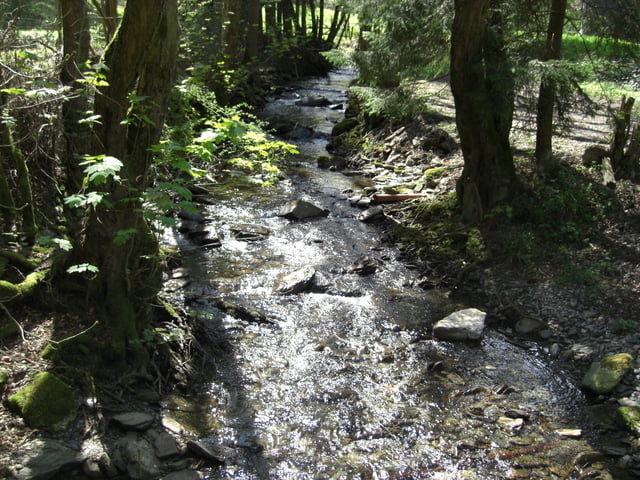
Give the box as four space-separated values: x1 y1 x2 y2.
163 70 613 479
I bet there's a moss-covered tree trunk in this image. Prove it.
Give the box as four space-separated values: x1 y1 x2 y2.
450 0 518 223
0 91 37 244
69 0 179 367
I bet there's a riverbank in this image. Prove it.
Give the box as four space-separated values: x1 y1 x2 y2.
330 79 640 472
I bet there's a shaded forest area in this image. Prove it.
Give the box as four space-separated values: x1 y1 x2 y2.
0 0 640 475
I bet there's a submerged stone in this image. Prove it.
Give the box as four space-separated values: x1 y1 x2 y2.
582 353 633 394
278 200 328 220
358 205 385 223
433 308 486 341
276 266 316 295
187 440 237 464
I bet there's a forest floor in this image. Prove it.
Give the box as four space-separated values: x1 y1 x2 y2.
1 78 639 476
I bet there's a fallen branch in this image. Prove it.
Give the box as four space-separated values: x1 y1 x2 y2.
0 302 25 341
372 193 428 203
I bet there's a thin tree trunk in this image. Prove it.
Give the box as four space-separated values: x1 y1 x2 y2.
610 95 636 178
245 0 262 61
535 0 567 172
0 91 37 244
60 0 91 192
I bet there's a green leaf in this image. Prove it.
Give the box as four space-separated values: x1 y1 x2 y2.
64 191 106 208
83 156 123 185
0 88 27 95
52 239 73 251
114 228 137 246
67 263 99 274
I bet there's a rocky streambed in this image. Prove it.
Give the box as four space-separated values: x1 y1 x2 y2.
5 69 640 480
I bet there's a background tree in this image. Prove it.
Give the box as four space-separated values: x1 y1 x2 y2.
535 0 568 171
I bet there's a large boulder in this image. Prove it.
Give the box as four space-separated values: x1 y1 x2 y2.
8 371 75 428
581 353 633 394
433 308 486 341
278 200 328 220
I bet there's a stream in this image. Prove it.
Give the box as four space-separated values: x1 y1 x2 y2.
162 70 612 479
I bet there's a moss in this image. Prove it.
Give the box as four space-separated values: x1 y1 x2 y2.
619 407 640 434
0 269 48 302
0 370 8 385
8 372 75 428
422 167 446 188
582 353 633 394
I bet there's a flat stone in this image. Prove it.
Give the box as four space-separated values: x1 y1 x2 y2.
148 429 180 459
230 224 271 241
187 440 237 464
111 412 155 432
433 308 486 341
161 416 188 435
278 200 328 220
11 438 84 480
581 353 633 394
161 471 202 480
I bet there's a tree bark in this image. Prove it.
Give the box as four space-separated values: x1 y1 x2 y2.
535 0 567 172
0 91 37 244
71 0 179 366
450 0 518 223
60 0 91 193
610 95 636 178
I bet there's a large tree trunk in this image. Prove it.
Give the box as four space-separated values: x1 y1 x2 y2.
535 0 567 172
450 0 518 223
71 0 179 367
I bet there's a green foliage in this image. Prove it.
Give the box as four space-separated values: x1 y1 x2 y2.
350 85 437 124
165 79 298 186
141 326 187 346
353 0 452 88
521 167 617 246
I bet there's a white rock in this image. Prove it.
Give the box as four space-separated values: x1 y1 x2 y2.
433 308 486 341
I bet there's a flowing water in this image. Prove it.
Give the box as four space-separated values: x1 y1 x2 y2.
163 70 609 479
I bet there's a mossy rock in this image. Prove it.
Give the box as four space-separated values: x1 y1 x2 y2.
8 372 75 428
0 321 19 341
581 353 633 394
618 406 640 434
0 369 8 385
331 117 359 137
